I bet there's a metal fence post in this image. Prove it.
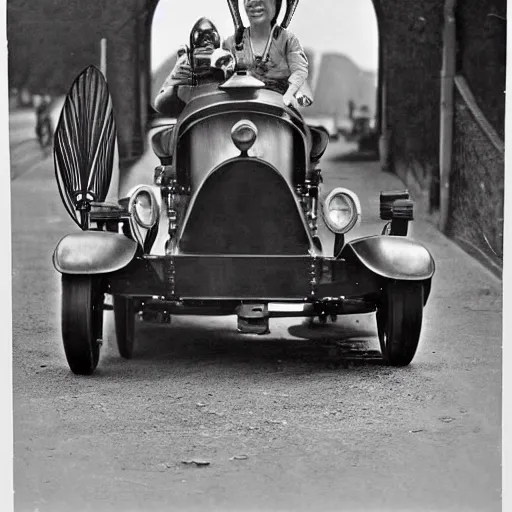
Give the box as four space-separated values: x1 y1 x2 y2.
100 38 107 78
439 0 457 232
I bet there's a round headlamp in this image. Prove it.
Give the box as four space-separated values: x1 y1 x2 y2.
322 188 361 234
231 119 258 154
128 186 160 229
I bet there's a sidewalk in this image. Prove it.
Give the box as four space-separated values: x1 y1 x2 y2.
11 134 502 512
321 140 502 284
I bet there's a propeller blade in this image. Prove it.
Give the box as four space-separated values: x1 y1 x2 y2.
54 65 117 229
282 0 300 28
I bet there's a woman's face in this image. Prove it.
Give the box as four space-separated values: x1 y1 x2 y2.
244 0 276 26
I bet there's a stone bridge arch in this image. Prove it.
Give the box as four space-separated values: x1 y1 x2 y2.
7 0 505 271
128 0 389 157
109 1 444 203
110 0 505 273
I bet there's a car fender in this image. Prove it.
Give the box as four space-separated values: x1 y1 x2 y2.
53 231 138 275
341 235 435 281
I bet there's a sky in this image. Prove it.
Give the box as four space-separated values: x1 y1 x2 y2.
151 0 378 72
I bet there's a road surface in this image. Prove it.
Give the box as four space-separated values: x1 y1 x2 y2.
11 112 502 512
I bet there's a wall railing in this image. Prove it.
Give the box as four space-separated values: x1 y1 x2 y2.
454 75 504 154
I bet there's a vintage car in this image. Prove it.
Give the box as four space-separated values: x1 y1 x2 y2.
339 104 379 154
52 0 435 375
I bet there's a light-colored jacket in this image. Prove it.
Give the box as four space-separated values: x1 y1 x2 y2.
158 27 312 105
222 27 309 92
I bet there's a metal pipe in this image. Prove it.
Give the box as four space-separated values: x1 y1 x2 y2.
378 80 390 171
100 38 107 78
439 0 457 232
376 30 383 138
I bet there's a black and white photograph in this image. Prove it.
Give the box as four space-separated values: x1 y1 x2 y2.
5 0 508 510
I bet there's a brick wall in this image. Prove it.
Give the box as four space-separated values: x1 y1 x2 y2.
447 0 506 272
7 0 146 163
448 87 504 268
456 0 506 139
7 0 506 247
9 0 447 175
378 0 444 209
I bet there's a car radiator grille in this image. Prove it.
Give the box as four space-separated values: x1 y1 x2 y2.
178 159 311 255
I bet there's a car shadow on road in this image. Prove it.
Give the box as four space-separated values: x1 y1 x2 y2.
99 314 387 376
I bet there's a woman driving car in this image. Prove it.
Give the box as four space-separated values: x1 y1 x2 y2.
160 0 312 108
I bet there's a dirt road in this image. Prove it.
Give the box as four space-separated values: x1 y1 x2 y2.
12 127 502 511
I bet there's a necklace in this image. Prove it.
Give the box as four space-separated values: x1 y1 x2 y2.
248 25 277 65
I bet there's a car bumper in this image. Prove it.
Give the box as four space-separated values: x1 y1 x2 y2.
109 253 382 303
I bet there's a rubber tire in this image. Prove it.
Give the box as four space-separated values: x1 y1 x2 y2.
61 274 104 375
376 280 424 366
113 295 135 359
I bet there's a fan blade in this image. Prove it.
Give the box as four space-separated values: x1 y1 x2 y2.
282 0 300 28
54 66 117 229
226 0 244 46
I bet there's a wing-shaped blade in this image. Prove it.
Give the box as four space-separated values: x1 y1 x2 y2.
54 66 117 229
226 0 244 47
282 0 300 28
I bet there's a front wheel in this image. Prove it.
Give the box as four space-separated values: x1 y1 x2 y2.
61 274 104 375
376 280 424 366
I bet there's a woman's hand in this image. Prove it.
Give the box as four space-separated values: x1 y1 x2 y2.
296 93 312 107
210 48 236 77
171 53 192 80
283 90 299 109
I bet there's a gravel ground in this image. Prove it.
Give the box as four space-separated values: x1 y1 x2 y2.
11 126 502 512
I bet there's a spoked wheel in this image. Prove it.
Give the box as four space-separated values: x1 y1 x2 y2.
61 274 104 375
376 280 424 366
113 295 135 359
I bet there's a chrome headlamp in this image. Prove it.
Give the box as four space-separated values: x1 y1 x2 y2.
129 186 160 229
231 119 258 154
128 186 160 249
322 188 361 234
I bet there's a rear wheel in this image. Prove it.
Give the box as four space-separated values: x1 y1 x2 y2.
113 295 135 359
61 274 104 375
376 280 424 366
